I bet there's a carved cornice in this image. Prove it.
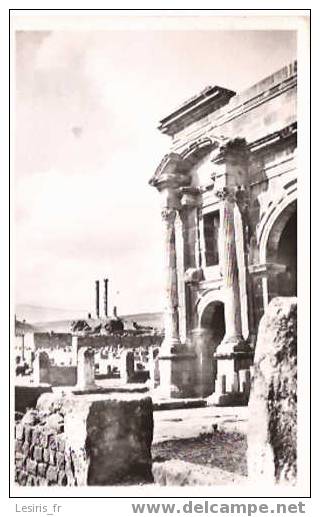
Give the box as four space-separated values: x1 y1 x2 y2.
149 152 191 191
248 122 297 154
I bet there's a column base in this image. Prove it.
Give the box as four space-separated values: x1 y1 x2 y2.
212 337 253 406
214 335 253 359
159 337 181 356
206 391 250 407
157 347 196 399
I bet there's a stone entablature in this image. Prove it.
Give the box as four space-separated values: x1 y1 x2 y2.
169 61 297 150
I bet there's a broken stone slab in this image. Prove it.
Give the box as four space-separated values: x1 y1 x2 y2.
37 391 154 486
152 459 246 486
247 297 297 486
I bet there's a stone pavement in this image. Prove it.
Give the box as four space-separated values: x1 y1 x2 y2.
153 405 248 443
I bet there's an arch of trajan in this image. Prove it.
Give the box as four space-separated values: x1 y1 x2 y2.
150 61 297 404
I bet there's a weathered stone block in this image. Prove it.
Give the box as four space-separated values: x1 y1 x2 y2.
38 477 49 486
15 439 23 454
18 470 28 486
26 475 36 486
43 448 50 463
15 423 24 441
64 393 153 485
46 465 59 483
15 453 26 470
56 435 66 452
37 462 48 478
22 442 30 459
26 458 37 476
56 451 65 469
48 435 57 450
58 471 68 486
247 297 297 486
40 431 51 448
49 449 56 466
33 446 43 462
24 425 33 444
31 428 41 446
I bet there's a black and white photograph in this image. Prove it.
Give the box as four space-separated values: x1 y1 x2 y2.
10 11 310 498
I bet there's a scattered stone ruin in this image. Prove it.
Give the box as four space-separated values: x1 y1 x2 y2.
15 390 153 486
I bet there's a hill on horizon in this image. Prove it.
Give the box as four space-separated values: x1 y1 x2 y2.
15 304 163 333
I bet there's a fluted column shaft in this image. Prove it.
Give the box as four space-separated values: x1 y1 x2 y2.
161 208 181 351
217 188 244 350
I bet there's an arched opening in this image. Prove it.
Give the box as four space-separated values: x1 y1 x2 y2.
199 301 225 393
277 211 297 296
266 200 297 298
200 301 226 352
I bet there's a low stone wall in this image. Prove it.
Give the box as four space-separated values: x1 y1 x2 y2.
15 390 154 486
34 333 72 350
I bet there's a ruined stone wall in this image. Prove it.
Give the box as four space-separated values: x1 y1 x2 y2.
15 391 154 487
15 408 74 486
34 333 72 350
76 334 162 349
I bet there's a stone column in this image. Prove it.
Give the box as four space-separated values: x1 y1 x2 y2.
216 187 244 351
77 347 96 390
210 186 253 404
160 208 181 353
236 187 256 347
149 153 196 398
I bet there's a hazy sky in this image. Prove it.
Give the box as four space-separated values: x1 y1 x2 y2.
14 25 296 315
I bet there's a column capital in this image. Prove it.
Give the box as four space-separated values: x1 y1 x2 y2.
214 186 237 202
212 137 250 166
161 208 177 225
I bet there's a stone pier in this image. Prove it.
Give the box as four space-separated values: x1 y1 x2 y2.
77 347 96 390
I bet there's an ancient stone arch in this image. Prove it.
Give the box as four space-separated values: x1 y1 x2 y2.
258 191 297 264
180 135 225 163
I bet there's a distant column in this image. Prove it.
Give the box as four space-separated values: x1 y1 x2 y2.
103 278 109 317
95 280 100 319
